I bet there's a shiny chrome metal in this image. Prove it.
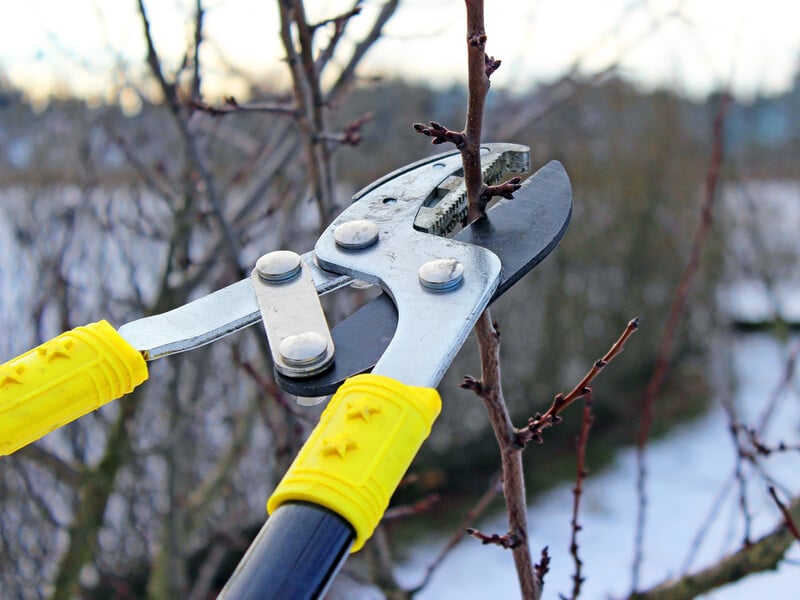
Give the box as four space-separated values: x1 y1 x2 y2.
418 258 465 291
279 332 329 368
315 146 509 388
251 255 335 378
333 220 379 250
118 251 349 361
117 144 527 367
255 251 302 282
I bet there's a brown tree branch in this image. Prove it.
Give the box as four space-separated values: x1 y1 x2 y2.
318 113 374 147
465 527 522 549
462 312 540 599
412 0 510 224
327 0 400 103
632 92 731 591
412 121 466 147
314 4 362 72
191 0 204 101
628 496 800 600
480 176 521 203
721 390 755 545
535 547 551 589
516 318 639 447
462 0 493 225
279 0 337 224
137 0 243 272
189 97 296 117
409 473 502 594
382 493 440 521
436 6 536 596
768 487 800 541
51 391 142 600
566 393 594 600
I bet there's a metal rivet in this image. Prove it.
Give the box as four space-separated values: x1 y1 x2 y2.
296 394 330 407
334 220 379 249
255 251 302 282
419 258 465 291
279 332 330 368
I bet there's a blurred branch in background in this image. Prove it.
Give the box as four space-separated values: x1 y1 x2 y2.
0 1 799 598
632 92 731 592
0 1 400 598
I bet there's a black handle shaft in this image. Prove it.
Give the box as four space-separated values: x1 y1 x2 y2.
220 502 355 600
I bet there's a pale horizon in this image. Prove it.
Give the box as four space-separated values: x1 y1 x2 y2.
1 0 798 107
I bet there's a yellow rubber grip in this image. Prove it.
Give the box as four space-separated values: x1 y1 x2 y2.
0 320 148 456
268 373 441 552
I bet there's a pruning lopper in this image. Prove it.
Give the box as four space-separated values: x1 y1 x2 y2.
0 143 572 599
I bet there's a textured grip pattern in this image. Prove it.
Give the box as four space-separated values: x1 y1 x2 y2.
0 320 148 455
267 373 441 552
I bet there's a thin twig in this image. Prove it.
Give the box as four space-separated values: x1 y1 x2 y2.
278 0 337 224
465 527 522 549
189 97 296 117
481 177 521 203
382 493 440 521
679 475 736 574
409 473 503 593
720 388 754 546
136 0 243 272
756 341 800 434
191 0 204 101
232 354 311 423
768 486 800 541
327 0 400 103
318 113 374 146
515 318 639 447
314 5 362 71
631 92 731 592
535 547 551 590
629 496 800 600
565 392 594 600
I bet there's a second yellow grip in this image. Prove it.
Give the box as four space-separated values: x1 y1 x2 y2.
268 373 442 551
0 320 148 456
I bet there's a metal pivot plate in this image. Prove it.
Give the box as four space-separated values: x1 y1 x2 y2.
116 144 528 363
314 150 510 389
277 159 573 396
251 251 335 377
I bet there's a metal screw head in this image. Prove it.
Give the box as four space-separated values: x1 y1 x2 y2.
279 331 330 368
419 258 465 291
333 220 379 250
255 251 302 282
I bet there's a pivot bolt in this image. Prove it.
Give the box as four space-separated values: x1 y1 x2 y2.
419 258 464 291
279 332 331 369
255 251 302 283
334 220 379 249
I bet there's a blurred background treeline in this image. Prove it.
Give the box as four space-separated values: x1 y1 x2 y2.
1 60 799 597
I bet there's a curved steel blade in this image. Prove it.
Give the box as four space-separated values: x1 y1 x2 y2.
277 160 572 396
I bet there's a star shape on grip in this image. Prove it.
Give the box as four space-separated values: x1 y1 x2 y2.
0 364 25 388
320 432 359 459
37 339 75 363
346 398 382 422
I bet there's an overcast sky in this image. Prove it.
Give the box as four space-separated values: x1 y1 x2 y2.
1 0 798 104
